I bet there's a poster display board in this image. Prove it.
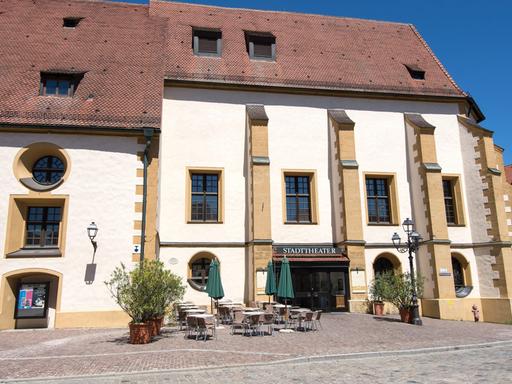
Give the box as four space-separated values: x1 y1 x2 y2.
14 282 49 319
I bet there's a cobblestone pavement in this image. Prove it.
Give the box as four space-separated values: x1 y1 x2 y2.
8 343 511 384
1 313 511 382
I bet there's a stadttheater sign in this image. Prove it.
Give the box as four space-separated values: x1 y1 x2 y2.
272 246 348 262
274 246 344 255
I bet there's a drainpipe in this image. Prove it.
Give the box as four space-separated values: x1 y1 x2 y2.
140 127 154 264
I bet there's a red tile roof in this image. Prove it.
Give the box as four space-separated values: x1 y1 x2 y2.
0 0 472 131
150 0 466 98
0 0 166 130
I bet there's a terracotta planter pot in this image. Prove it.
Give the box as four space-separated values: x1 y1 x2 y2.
373 301 385 316
156 316 164 334
399 308 412 323
147 317 164 336
147 319 158 337
129 322 152 344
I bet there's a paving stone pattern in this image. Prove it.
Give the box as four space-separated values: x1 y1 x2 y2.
10 344 512 384
0 313 511 381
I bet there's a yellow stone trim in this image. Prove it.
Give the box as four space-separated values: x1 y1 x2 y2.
451 252 473 287
12 142 72 191
281 169 319 224
184 167 224 224
135 185 143 195
0 268 63 330
373 252 403 274
136 168 144 177
4 194 69 257
134 201 143 213
442 174 466 226
362 172 400 226
55 310 131 328
248 111 272 303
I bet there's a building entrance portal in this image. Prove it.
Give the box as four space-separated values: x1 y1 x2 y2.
273 246 350 312
289 265 349 311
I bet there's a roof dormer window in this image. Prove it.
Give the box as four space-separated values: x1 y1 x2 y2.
245 32 276 61
193 28 222 56
63 17 83 28
39 72 84 97
405 64 425 80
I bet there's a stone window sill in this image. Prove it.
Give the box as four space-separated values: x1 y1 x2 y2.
6 247 62 258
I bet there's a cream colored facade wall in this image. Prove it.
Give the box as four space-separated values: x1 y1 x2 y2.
160 86 489 305
159 88 247 243
354 110 412 244
158 247 246 306
0 132 142 315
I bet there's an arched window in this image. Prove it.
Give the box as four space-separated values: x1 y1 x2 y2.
188 253 216 291
374 257 394 275
451 256 464 289
373 254 401 276
451 253 472 298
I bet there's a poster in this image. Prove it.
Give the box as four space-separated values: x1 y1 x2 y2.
15 283 49 319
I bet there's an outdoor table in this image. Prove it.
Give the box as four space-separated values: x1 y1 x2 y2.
273 304 286 308
242 311 265 316
290 308 310 313
185 309 206 314
242 307 261 312
188 313 214 318
290 309 312 330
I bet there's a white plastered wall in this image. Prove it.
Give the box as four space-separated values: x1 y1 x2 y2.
0 132 142 316
160 86 486 299
158 247 246 305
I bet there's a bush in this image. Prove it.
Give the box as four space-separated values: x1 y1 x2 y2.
371 271 424 310
369 271 391 302
105 260 185 324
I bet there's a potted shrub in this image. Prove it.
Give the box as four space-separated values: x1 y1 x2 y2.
381 272 424 323
105 261 185 343
143 260 185 336
369 272 390 316
105 263 152 344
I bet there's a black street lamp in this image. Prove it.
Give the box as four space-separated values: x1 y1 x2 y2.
392 217 422 326
87 221 98 252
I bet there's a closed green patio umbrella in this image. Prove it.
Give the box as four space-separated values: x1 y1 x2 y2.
205 259 224 316
265 260 277 303
277 257 294 327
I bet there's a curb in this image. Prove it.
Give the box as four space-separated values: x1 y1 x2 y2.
2 339 512 383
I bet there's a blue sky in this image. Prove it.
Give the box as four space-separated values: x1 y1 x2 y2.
119 0 512 163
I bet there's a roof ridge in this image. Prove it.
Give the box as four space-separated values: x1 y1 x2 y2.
408 24 466 96
152 0 411 26
58 0 148 9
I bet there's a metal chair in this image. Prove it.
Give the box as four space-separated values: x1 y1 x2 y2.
260 313 275 336
185 316 197 339
230 310 247 335
312 310 323 330
196 317 215 341
303 311 314 331
247 314 262 336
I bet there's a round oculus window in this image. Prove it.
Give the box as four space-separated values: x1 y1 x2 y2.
32 156 65 185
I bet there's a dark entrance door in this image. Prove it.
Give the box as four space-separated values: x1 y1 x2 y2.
277 262 349 312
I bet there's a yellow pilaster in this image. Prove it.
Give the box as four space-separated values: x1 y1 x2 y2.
406 114 455 318
328 110 367 312
247 105 273 303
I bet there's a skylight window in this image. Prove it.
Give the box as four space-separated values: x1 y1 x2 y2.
245 32 276 61
193 29 222 56
404 64 425 80
63 17 83 28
